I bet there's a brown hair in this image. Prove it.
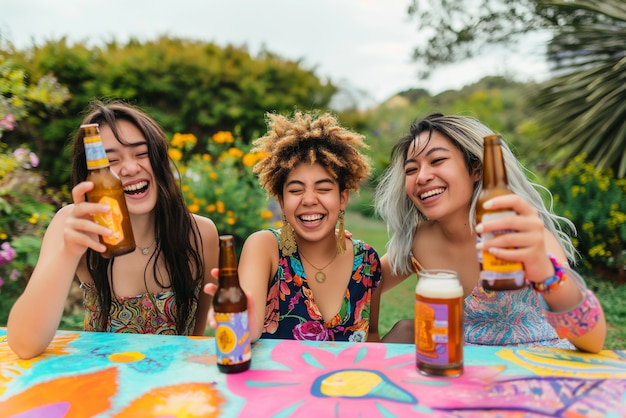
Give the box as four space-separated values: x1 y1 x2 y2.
71 99 204 333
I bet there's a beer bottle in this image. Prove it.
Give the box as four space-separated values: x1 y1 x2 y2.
81 123 136 258
214 235 251 373
476 134 525 291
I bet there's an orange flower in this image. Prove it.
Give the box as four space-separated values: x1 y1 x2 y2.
211 131 234 144
168 148 183 162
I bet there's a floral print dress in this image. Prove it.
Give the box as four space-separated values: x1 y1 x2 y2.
261 229 381 342
81 282 199 335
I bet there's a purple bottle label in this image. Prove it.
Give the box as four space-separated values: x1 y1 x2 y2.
215 311 251 366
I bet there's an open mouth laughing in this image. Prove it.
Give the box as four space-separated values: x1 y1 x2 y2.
299 214 325 224
419 187 445 200
124 180 149 195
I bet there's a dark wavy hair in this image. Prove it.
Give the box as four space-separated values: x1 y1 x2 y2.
70 99 204 333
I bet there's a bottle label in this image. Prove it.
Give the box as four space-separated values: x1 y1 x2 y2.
215 311 251 366
478 211 525 284
94 196 125 245
415 301 451 365
84 137 109 169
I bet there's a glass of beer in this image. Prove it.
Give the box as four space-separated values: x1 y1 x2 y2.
415 269 464 377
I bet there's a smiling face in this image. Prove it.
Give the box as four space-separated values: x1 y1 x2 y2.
280 162 349 245
404 130 479 222
99 120 157 215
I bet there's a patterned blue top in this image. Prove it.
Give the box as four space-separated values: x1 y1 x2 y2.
261 229 381 342
464 285 574 349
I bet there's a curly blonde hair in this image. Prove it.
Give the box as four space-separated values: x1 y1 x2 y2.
252 111 371 197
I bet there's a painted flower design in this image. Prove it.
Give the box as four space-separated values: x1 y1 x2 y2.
224 341 626 417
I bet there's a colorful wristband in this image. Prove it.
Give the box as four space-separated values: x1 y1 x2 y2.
543 288 602 339
531 254 566 293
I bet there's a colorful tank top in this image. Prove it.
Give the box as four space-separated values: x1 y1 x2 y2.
411 254 574 349
81 282 199 335
262 229 381 342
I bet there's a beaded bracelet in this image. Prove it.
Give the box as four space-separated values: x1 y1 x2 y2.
531 254 566 293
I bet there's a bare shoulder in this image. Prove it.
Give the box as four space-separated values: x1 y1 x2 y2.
191 214 219 240
240 230 278 264
243 229 278 249
240 230 278 282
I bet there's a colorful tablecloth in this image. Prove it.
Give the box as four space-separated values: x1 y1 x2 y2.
1 328 625 417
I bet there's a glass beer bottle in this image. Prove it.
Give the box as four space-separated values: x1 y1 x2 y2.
415 269 464 377
82 123 136 258
214 235 251 373
476 134 525 291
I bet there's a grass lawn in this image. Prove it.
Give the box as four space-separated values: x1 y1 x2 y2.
345 210 626 350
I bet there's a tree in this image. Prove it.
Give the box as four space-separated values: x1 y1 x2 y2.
407 0 549 77
408 0 626 178
534 0 626 178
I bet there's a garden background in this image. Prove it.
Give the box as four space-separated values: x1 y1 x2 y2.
1 22 625 347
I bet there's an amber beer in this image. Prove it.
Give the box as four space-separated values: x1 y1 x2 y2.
214 235 251 373
415 269 463 377
476 134 525 291
82 123 135 258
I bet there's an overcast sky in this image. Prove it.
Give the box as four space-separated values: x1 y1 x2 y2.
1 0 551 107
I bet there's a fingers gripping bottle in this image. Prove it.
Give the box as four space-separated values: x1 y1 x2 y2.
82 123 136 258
214 235 251 373
476 134 525 291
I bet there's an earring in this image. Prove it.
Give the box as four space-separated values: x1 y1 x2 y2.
280 215 296 256
337 209 346 254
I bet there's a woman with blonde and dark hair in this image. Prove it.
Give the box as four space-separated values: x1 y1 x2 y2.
8 100 219 359
371 113 606 352
206 111 381 342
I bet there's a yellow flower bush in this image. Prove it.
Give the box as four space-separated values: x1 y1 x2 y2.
547 154 625 279
170 129 278 247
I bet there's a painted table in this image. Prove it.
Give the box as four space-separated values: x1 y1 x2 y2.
1 328 625 417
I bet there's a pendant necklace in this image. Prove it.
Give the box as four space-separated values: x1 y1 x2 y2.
136 239 156 255
299 249 339 283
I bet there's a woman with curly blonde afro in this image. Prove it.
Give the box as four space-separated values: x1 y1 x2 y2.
206 110 382 343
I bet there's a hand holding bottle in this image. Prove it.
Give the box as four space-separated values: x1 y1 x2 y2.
61 181 117 257
476 193 557 285
203 274 260 342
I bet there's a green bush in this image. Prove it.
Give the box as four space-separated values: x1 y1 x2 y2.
3 37 336 188
546 154 626 281
1 57 69 324
0 145 55 323
169 129 278 248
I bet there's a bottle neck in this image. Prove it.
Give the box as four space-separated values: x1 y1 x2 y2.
482 136 509 189
84 136 110 170
218 238 240 287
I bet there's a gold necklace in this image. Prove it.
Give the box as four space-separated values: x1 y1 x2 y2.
299 249 339 283
136 239 156 255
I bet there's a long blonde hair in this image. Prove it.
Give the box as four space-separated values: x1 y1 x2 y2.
375 113 577 275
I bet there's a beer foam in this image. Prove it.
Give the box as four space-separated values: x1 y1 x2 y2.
416 278 463 299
